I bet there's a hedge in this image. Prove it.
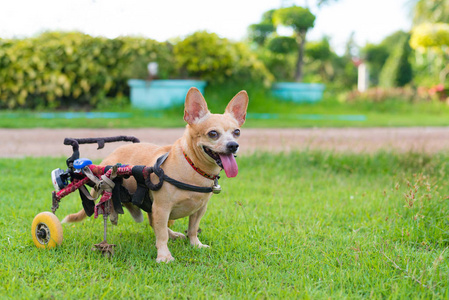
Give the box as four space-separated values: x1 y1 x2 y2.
173 31 273 85
0 32 175 109
0 31 273 109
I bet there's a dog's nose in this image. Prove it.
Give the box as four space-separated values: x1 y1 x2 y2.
227 141 239 153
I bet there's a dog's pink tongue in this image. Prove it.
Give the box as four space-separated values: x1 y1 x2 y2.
219 153 238 178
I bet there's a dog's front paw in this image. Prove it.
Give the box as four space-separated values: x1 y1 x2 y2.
156 254 175 263
190 238 210 248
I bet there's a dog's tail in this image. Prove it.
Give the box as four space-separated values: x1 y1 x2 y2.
61 209 87 223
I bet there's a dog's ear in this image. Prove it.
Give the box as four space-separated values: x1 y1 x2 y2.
225 91 249 127
184 87 210 125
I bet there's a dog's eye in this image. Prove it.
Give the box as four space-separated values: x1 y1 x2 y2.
208 130 219 139
233 129 240 137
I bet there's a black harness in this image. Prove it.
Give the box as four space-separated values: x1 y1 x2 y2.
147 153 215 193
81 153 216 217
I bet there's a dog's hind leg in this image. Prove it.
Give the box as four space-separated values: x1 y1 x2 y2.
61 209 87 223
187 205 209 248
123 202 144 223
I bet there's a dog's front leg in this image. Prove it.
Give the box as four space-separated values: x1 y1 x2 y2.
152 206 174 263
187 204 209 248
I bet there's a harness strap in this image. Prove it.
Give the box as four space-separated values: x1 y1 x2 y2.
145 153 213 194
131 166 153 212
79 185 97 201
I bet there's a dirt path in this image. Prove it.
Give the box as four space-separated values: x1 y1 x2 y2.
1 127 449 158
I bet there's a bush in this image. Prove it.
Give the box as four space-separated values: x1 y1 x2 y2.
173 31 273 85
0 32 172 109
344 87 429 103
267 36 297 54
255 49 296 82
379 34 413 88
305 39 331 61
0 31 273 109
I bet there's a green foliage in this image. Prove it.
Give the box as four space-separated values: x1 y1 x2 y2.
247 9 276 47
410 22 449 50
271 6 316 82
248 6 327 83
0 30 274 109
261 35 353 87
261 9 276 24
4 82 449 128
273 6 316 33
255 49 296 82
248 9 276 47
302 38 336 83
173 31 273 85
267 36 297 54
362 31 413 87
382 31 411 52
413 0 449 24
410 23 449 85
247 8 295 82
344 87 422 103
379 35 413 88
411 2 449 83
305 39 332 61
321 53 357 90
0 32 172 109
248 22 276 46
362 43 389 85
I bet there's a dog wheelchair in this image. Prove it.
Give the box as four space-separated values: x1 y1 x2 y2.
31 136 220 256
32 136 142 256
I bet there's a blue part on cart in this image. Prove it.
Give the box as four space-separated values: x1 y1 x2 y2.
73 158 93 170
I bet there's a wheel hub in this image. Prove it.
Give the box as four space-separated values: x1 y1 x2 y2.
35 223 51 245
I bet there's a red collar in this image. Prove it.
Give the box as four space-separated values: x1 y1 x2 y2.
183 150 219 180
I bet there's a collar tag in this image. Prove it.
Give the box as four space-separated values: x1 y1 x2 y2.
212 178 221 194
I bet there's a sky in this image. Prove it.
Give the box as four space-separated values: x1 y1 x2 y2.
0 0 412 55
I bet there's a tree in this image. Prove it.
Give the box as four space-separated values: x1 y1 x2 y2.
379 34 413 87
248 23 276 46
410 22 449 49
272 6 316 82
410 22 449 83
412 0 449 25
247 9 276 46
362 31 410 86
304 37 335 82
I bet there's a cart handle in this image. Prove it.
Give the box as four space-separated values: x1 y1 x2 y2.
64 136 140 167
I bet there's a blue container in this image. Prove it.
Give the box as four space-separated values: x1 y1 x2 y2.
128 79 207 109
272 82 325 103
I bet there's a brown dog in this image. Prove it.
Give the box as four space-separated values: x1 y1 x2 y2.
63 87 249 262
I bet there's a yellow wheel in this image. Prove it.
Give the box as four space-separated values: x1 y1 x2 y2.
31 212 63 249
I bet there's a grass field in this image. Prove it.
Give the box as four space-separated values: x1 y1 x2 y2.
2 86 449 128
0 151 448 298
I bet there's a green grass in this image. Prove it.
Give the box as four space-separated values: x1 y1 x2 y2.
2 85 449 128
1 151 448 298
